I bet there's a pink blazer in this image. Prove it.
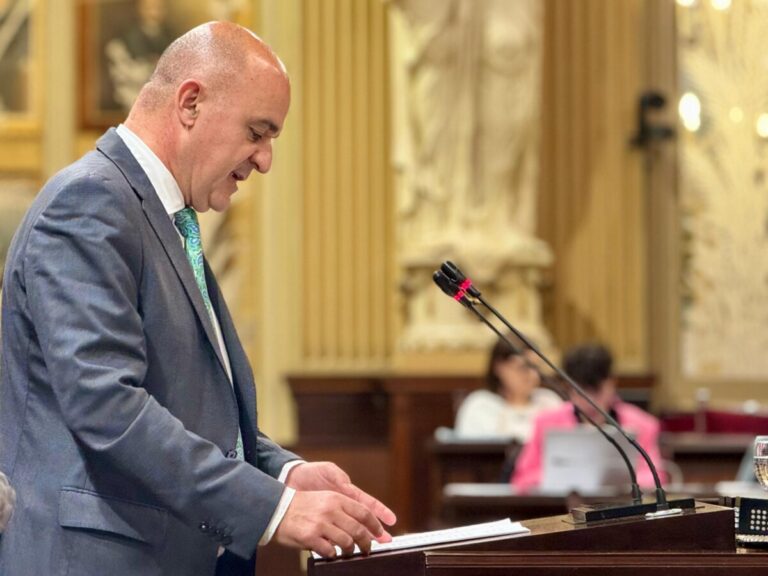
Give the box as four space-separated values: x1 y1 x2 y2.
511 400 665 490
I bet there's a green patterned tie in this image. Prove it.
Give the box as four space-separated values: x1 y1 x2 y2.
174 207 213 316
174 207 244 461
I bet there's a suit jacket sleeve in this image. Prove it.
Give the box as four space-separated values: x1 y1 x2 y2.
23 176 285 558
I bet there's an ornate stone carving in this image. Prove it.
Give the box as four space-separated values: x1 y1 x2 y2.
390 0 552 352
677 1 768 379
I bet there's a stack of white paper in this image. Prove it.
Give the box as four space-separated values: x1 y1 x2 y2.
312 518 530 559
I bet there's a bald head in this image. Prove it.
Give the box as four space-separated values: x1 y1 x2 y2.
124 21 291 213
135 21 287 111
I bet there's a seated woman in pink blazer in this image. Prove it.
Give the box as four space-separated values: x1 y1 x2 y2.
511 343 665 490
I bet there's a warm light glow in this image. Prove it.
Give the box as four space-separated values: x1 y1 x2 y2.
679 92 702 132
676 0 696 6
756 114 768 138
729 107 744 123
711 0 732 10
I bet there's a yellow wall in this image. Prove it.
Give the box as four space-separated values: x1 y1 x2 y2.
539 0 650 371
3 1 767 442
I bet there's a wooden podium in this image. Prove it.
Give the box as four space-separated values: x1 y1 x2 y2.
308 502 758 575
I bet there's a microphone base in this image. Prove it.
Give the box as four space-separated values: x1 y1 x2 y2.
569 497 696 524
645 507 684 519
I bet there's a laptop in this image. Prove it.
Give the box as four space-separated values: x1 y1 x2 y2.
540 426 636 493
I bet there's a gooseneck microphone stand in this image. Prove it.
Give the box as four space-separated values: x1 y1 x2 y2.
433 270 644 506
434 262 694 521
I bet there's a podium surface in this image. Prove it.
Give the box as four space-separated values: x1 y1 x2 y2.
309 502 741 576
420 550 766 575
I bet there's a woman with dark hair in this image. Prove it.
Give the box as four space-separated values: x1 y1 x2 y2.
454 338 562 441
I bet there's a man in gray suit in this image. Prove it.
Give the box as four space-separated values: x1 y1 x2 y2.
0 22 395 576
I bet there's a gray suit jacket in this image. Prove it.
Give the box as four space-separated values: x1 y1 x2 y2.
0 129 299 576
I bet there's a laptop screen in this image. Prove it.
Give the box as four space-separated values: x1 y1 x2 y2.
540 426 635 493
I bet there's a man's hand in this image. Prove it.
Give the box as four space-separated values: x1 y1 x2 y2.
274 490 384 558
286 461 397 532
0 472 15 532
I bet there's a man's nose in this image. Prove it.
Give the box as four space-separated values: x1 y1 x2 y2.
251 142 273 174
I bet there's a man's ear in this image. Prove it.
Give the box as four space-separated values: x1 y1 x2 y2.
176 79 202 128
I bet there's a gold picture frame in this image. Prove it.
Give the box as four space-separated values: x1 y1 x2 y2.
0 0 43 134
79 0 177 130
78 0 252 131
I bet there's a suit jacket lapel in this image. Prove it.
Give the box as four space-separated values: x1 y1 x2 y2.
205 268 258 455
95 129 229 376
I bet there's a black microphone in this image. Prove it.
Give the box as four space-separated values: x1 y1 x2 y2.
440 261 481 298
435 262 691 520
433 269 643 506
439 261 662 504
433 271 472 308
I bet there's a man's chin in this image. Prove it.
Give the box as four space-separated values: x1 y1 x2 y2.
209 193 234 212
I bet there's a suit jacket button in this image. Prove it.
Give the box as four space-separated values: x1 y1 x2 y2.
199 522 210 533
226 449 238 459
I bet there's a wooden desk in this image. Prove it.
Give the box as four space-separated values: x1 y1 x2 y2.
660 432 753 484
421 550 767 575
427 433 752 526
427 439 514 484
426 439 515 526
289 373 654 532
309 502 738 576
289 375 478 532
439 482 723 526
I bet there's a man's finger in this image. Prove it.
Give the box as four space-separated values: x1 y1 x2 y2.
340 482 398 527
310 536 338 559
339 497 386 539
321 523 357 557
331 509 374 555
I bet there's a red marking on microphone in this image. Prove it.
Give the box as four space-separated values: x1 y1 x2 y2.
452 279 473 301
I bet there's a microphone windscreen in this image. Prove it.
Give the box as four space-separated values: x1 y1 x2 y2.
440 261 466 284
433 270 459 297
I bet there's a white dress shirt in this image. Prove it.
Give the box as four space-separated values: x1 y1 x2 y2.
116 124 299 547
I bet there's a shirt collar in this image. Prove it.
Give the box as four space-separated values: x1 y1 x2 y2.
115 123 186 217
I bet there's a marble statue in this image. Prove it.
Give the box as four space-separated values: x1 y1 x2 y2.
390 0 553 352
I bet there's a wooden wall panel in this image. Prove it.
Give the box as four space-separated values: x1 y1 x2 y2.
645 0 682 409
540 0 649 372
301 0 394 370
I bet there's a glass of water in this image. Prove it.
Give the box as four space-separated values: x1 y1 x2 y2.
754 436 768 488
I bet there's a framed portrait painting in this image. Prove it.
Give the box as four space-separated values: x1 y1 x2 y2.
0 0 42 130
78 0 250 131
79 0 177 130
